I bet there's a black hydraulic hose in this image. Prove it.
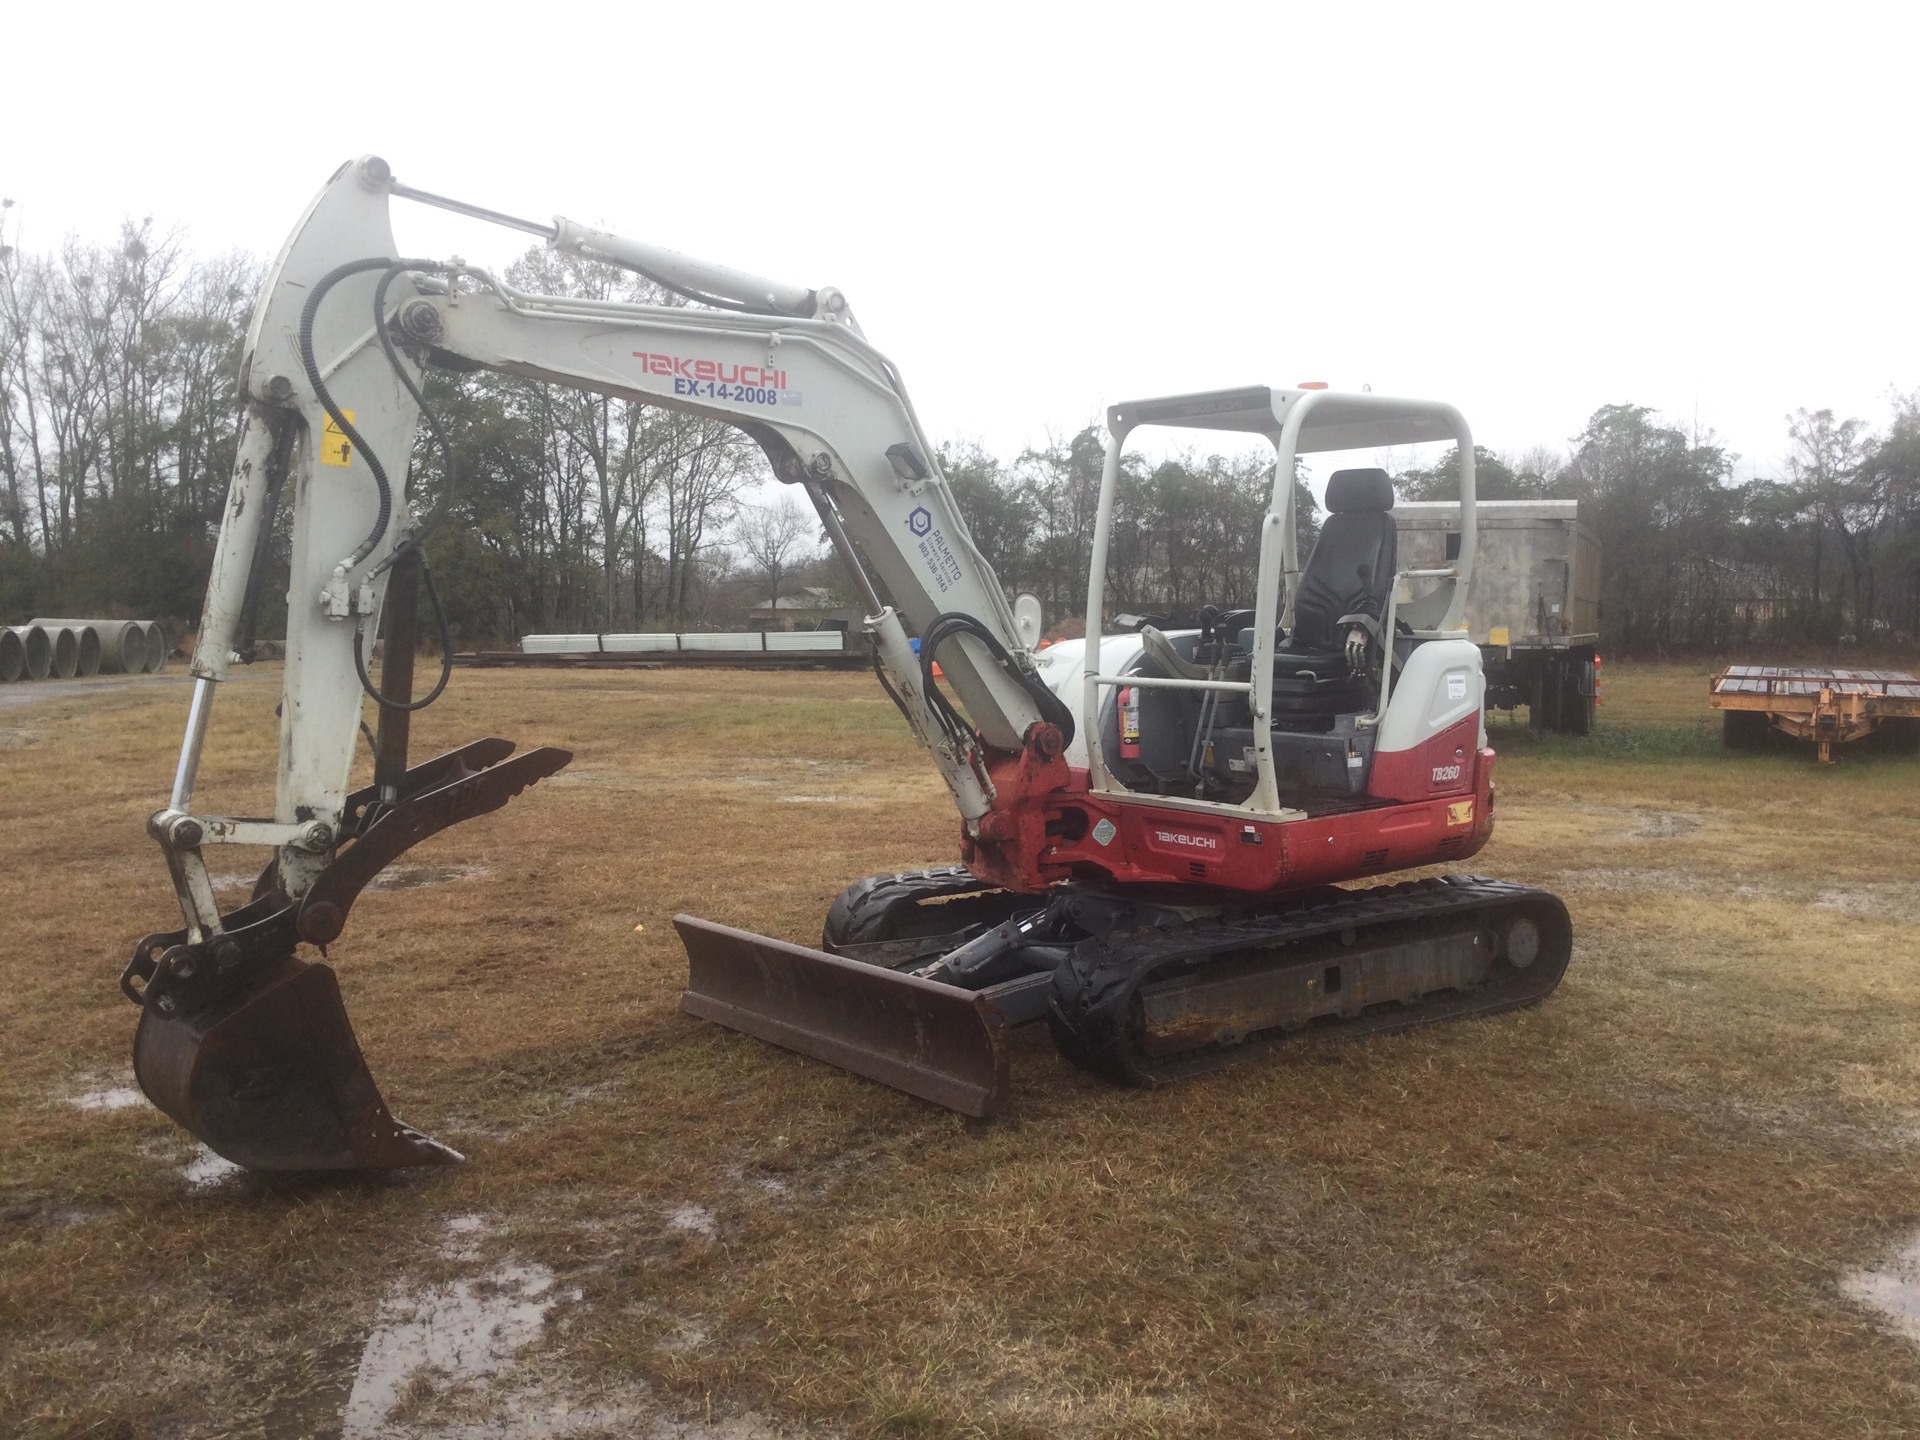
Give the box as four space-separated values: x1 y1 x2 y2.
301 256 470 713
918 611 1077 751
298 257 403 571
353 555 454 712
610 256 776 316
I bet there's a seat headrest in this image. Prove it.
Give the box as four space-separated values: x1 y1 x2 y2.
1325 468 1395 514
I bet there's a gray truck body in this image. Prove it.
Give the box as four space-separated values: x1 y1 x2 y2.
1394 500 1601 734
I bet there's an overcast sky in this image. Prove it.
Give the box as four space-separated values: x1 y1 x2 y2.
6 1 1914 494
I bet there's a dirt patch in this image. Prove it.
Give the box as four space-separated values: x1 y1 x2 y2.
1554 864 1920 926
1628 809 1703 839
368 862 495 891
1813 882 1920 924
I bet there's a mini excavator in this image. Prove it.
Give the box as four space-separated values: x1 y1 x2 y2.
121 158 1571 1169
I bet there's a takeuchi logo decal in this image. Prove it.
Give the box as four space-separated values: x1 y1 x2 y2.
631 351 788 388
1153 829 1219 851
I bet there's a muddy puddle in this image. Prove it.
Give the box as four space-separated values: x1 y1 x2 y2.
64 1083 144 1112
367 862 494 892
665 1203 718 1240
323 1210 811 1438
182 1145 244 1193
200 862 492 895
340 1260 578 1437
1843 1230 1920 1345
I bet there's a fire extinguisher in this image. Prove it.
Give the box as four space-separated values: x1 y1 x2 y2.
1119 685 1142 760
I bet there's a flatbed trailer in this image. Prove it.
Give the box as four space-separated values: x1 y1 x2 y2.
1711 665 1920 762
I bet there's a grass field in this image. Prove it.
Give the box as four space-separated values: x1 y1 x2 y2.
3 660 1919 1438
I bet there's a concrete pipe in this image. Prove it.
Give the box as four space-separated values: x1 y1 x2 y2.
33 618 143 675
72 624 101 676
0 627 23 682
143 621 169 673
47 625 79 679
14 626 52 680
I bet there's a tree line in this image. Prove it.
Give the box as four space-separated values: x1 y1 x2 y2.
3 219 1915 655
1392 400 1920 650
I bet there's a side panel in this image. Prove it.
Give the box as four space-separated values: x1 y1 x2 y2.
1568 521 1603 638
961 769 1491 896
1395 501 1586 647
1375 640 1483 755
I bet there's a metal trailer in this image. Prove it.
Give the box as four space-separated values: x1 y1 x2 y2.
1710 665 1920 763
1394 499 1602 735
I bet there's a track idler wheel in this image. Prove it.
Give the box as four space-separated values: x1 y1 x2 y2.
132 951 460 1171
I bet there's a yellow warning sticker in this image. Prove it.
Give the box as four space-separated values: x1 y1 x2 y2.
1489 626 1510 647
320 409 356 468
1447 800 1475 827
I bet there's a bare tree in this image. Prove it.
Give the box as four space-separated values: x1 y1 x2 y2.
733 494 817 620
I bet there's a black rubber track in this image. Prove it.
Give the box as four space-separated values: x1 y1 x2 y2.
1047 875 1572 1087
822 868 1036 951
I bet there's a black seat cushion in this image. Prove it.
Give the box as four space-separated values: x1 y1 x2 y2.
1282 467 1396 657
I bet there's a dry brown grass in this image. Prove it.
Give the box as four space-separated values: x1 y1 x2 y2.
3 660 1919 1438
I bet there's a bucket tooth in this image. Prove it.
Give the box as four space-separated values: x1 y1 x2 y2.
677 915 1010 1117
133 953 460 1171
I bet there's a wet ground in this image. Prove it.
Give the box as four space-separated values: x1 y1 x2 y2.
1845 1233 1920 1345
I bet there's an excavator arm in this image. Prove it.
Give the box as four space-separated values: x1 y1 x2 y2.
125 157 1067 1168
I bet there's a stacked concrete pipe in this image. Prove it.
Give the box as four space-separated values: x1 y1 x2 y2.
0 627 25 682
45 625 79 678
5 626 53 680
142 620 169 673
32 619 153 674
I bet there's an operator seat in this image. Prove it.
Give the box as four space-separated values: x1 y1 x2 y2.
1264 467 1397 726
1277 467 1397 676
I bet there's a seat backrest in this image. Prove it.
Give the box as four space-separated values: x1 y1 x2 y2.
1287 468 1397 653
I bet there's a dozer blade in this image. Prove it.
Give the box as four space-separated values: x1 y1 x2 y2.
133 952 461 1171
676 916 1011 1117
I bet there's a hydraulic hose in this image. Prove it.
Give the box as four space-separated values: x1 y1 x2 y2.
918 611 1076 753
353 555 454 713
297 257 403 573
298 256 466 712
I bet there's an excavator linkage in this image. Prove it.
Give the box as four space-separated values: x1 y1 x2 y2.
124 738 570 1170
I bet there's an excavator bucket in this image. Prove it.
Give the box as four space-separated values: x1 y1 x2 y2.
676 916 1011 1117
133 952 460 1171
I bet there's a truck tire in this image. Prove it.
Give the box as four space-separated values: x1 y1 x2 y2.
1559 653 1596 737
1529 660 1556 734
